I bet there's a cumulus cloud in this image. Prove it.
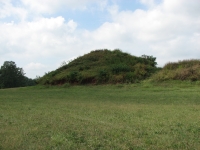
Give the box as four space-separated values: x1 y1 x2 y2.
21 0 108 14
0 0 199 78
0 0 27 20
139 0 158 7
98 0 200 64
0 16 77 55
0 16 80 78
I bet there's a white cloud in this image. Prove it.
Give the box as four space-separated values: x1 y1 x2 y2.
0 16 77 55
107 4 119 15
139 0 157 7
0 0 200 78
21 0 108 14
0 0 27 20
163 0 200 16
24 62 46 70
28 17 65 31
21 0 59 14
0 16 79 78
96 0 200 64
23 62 46 78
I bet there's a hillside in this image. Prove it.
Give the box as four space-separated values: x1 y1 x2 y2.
38 49 158 85
151 59 200 81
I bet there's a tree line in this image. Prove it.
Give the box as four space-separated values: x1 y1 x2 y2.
0 61 36 89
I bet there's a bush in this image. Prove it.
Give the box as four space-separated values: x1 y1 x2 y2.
67 71 83 83
111 75 124 83
80 73 96 84
98 70 109 83
134 63 148 79
111 64 131 74
124 72 137 83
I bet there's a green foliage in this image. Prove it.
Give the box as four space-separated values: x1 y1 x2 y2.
67 71 82 84
151 59 200 82
124 72 138 83
111 74 124 83
141 54 157 67
38 49 158 85
97 70 109 83
111 63 131 74
0 61 36 88
24 76 36 86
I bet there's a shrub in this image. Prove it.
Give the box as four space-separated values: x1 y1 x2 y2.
98 70 110 83
111 75 124 83
134 63 148 79
111 64 131 74
124 72 137 83
80 73 96 84
67 71 82 83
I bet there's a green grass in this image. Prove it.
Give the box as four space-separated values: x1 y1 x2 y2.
0 82 200 149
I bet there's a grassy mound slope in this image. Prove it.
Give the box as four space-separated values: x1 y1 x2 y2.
38 49 158 85
151 59 200 81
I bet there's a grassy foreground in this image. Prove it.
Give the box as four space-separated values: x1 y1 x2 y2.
0 82 200 149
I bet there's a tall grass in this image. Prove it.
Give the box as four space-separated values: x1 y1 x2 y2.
164 59 200 70
151 59 200 81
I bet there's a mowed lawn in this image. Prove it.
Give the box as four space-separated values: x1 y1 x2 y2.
0 83 200 150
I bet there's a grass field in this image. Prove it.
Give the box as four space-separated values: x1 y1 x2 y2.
0 82 200 149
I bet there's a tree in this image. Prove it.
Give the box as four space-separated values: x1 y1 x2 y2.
141 55 157 67
0 61 26 88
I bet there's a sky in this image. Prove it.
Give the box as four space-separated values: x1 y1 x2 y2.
0 0 200 79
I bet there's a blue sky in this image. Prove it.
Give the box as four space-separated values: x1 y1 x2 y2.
70 1 145 30
0 0 200 78
1 0 145 29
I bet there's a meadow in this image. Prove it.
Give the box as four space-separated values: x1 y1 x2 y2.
0 82 200 149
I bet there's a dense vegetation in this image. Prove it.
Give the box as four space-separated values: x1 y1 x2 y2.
38 49 158 85
0 61 36 89
1 50 200 89
151 59 200 82
0 83 199 149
